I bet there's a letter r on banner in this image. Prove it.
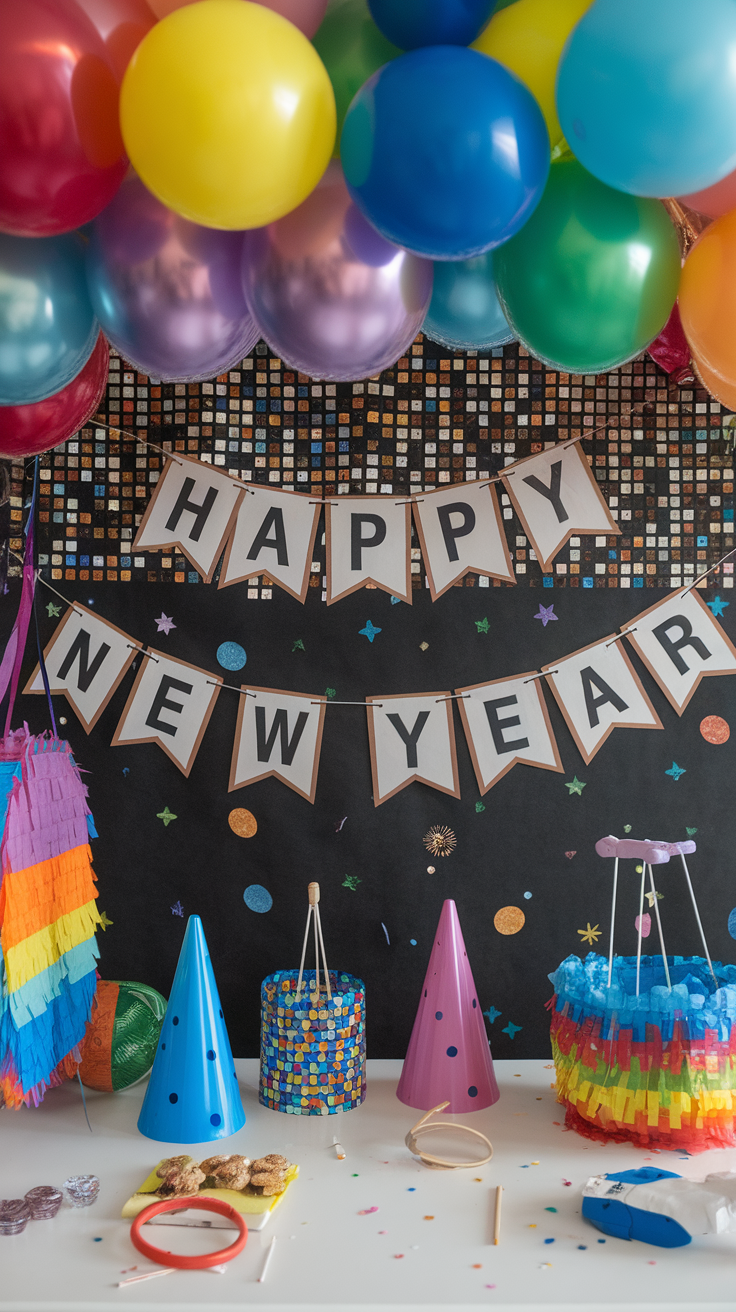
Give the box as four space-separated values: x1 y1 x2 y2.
626 587 736 713
24 604 138 733
456 673 563 793
326 497 411 604
111 650 221 776
229 687 326 802
133 453 243 583
366 692 460 806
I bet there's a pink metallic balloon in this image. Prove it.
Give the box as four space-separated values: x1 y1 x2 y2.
149 0 328 37
241 161 432 381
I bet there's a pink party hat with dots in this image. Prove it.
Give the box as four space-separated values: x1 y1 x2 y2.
397 899 499 1114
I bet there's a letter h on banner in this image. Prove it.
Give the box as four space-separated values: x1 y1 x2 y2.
133 453 244 583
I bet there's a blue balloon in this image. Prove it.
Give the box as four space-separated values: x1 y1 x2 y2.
367 0 495 50
557 0 736 198
423 252 514 350
341 46 549 260
0 233 97 406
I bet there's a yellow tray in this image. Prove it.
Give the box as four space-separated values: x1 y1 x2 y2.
121 1161 299 1219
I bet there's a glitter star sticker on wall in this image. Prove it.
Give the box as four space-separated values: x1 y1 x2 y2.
578 923 602 945
565 776 586 796
666 762 686 781
707 595 729 618
342 874 362 891
359 621 381 642
645 890 664 907
46 601 61 618
502 1022 522 1039
155 613 176 635
292 638 305 652
157 807 177 826
98 912 113 931
534 604 557 627
171 900 184 917
484 1006 502 1024
475 617 490 634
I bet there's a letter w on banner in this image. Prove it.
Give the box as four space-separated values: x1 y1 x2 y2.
366 692 460 806
543 637 662 764
24 603 137 733
218 485 321 601
326 496 411 604
111 651 222 776
456 673 562 793
501 442 619 572
133 453 243 583
412 481 514 599
625 587 736 714
229 687 326 802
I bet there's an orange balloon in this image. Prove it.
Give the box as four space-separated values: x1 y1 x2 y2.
679 166 736 220
679 208 736 382
691 347 736 410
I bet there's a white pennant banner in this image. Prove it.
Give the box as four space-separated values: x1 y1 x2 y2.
412 481 514 599
133 454 243 583
229 686 326 802
219 486 321 601
326 497 411 605
111 650 221 776
366 692 460 807
626 588 736 715
544 637 662 764
502 442 619 572
24 604 137 734
456 672 563 793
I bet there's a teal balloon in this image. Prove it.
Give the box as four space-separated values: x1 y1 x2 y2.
0 232 97 405
423 253 514 351
493 158 681 374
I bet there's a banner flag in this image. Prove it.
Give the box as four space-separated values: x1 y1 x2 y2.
366 692 460 807
111 650 221 776
455 672 563 793
412 481 514 599
625 588 736 714
501 442 619 572
326 497 411 605
543 637 662 764
24 604 138 734
219 486 321 601
133 454 243 583
229 686 326 802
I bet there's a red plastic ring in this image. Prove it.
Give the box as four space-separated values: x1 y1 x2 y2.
130 1196 248 1269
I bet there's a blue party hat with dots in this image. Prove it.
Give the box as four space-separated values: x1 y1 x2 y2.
137 915 245 1143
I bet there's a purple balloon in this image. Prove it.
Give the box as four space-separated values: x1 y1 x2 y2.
85 174 260 382
241 161 433 381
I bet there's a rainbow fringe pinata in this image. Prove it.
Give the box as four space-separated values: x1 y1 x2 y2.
549 952 736 1153
0 730 102 1108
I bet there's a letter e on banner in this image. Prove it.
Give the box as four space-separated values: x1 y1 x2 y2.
366 692 460 806
626 588 736 714
326 497 411 604
229 687 326 802
502 443 619 572
413 481 514 599
24 603 138 733
543 637 662 764
133 453 243 583
111 651 221 776
456 673 562 793
219 486 321 601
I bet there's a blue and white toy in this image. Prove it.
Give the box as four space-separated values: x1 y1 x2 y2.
583 1168 736 1247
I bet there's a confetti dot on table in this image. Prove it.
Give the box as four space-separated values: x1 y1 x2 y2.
598 1239 606 1243
407 1188 416 1192
472 1264 482 1269
494 906 525 935
578 1245 587 1250
424 1215 434 1220
93 1237 102 1242
700 715 730 744
228 808 257 837
544 1207 557 1212
243 884 273 913
544 1238 555 1244
216 641 247 671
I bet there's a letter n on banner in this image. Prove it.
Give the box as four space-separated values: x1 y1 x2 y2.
543 637 662 765
366 692 460 806
111 651 221 776
625 587 736 714
456 673 562 793
501 443 619 572
133 453 243 582
218 486 320 601
229 687 326 802
412 481 514 599
326 497 411 604
23 603 137 733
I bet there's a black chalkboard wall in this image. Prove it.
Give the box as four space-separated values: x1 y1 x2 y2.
6 580 736 1061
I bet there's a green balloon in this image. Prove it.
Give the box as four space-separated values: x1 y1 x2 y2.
313 0 402 148
493 157 681 374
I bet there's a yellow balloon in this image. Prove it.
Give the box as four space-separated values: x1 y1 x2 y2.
120 0 336 229
473 0 592 148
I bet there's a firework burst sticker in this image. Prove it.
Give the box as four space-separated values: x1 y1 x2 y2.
423 825 457 857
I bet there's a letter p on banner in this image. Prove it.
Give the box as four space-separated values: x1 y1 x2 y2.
133 453 243 583
326 497 412 604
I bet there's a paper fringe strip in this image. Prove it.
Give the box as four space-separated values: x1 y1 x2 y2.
549 952 736 1153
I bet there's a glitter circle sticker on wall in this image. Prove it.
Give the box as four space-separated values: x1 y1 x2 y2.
217 642 247 671
700 715 730 744
494 906 525 935
243 885 273 914
228 808 257 838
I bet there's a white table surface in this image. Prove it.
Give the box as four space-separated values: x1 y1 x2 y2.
1 1059 736 1312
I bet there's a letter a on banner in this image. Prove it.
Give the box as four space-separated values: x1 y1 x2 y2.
229 687 326 802
456 673 563 793
111 651 222 776
502 443 619 572
366 692 460 806
625 588 736 714
133 453 243 582
219 485 321 601
326 497 411 604
24 603 137 733
543 637 662 764
412 481 514 599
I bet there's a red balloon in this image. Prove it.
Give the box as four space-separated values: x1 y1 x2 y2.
0 0 128 237
0 334 109 458
679 167 736 220
75 0 157 82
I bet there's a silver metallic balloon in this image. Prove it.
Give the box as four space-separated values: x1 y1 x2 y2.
241 161 433 382
85 173 260 382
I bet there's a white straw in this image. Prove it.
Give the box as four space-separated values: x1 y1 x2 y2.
607 856 619 988
296 906 312 998
315 903 332 1000
648 864 671 991
636 863 646 997
313 901 320 1001
117 1268 176 1287
258 1236 277 1283
680 854 717 984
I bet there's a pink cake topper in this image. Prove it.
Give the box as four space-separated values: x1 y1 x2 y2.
396 899 499 1114
595 835 672 863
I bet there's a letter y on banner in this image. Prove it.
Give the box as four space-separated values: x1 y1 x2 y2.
111 651 221 776
366 692 460 806
502 443 619 572
133 453 243 582
413 481 514 598
543 637 662 764
219 486 320 601
456 673 562 793
626 588 736 714
229 687 326 801
24 603 137 733
326 497 411 604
